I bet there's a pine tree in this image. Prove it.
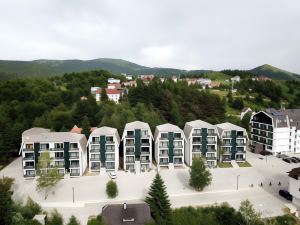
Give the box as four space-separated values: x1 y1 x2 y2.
189 158 212 191
67 215 81 225
145 173 172 225
81 116 91 139
100 88 109 102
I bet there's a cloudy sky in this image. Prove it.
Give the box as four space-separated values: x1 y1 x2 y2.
0 0 300 72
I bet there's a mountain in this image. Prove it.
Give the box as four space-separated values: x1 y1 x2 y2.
250 64 300 81
0 58 299 81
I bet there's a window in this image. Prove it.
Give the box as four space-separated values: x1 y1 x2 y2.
25 144 33 149
161 133 168 139
193 129 201 134
54 143 63 149
127 131 134 136
55 152 64 159
142 130 148 136
40 143 49 150
174 133 181 139
106 136 114 143
70 143 78 149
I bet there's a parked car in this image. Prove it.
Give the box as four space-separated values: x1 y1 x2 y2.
289 157 299 163
280 154 289 159
291 157 300 163
109 171 117 179
279 189 293 201
283 158 293 163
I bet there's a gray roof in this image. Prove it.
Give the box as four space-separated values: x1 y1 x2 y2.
102 203 152 225
215 122 246 135
22 129 87 152
266 108 300 128
124 121 151 130
154 123 184 140
183 120 217 138
88 126 120 144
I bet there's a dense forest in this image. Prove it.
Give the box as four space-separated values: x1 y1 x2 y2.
0 70 225 163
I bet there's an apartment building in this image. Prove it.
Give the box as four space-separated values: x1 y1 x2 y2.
87 126 120 173
122 121 153 173
20 128 87 178
216 122 248 163
184 120 218 168
250 108 300 155
154 123 185 169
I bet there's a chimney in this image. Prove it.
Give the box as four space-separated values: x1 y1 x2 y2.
123 202 127 210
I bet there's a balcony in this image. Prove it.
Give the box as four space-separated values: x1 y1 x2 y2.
141 142 150 146
192 148 201 153
106 157 115 161
50 148 64 151
174 161 183 165
24 165 35 169
126 151 135 155
90 141 100 145
222 135 232 139
206 148 216 152
223 150 231 155
159 161 169 165
159 153 169 157
69 163 80 168
223 143 231 146
106 148 115 152
70 173 80 176
23 148 34 152
69 155 79 159
192 132 201 136
54 156 64 160
173 152 183 156
141 150 150 155
70 147 79 151
90 148 100 153
236 135 247 139
159 145 169 148
126 160 135 164
206 156 217 161
90 157 100 161
126 134 135 138
105 140 115 144
236 142 246 146
125 142 135 146
207 132 217 136
207 141 216 144
141 159 150 163
23 155 34 161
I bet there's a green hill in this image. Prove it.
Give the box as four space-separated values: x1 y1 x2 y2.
250 64 300 81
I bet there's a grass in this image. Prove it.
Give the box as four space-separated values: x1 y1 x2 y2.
237 161 252 167
217 162 233 168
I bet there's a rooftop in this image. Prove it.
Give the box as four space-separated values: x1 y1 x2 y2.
154 123 184 140
124 121 151 130
183 120 216 137
215 122 246 132
89 126 120 144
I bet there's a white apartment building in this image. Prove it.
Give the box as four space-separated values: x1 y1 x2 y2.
288 168 300 208
251 108 300 155
184 120 218 168
216 122 248 163
20 128 87 178
154 123 185 169
122 121 153 173
87 127 120 173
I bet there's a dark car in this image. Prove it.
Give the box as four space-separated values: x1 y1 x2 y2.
283 158 292 163
291 157 300 163
279 190 293 201
289 157 299 163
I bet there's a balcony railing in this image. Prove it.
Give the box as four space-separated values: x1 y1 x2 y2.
223 143 231 146
69 164 80 168
206 156 217 161
50 148 64 151
173 152 183 156
141 150 150 155
159 153 169 157
126 160 135 164
236 142 246 146
90 141 100 144
207 141 216 144
106 157 115 161
70 147 79 151
126 151 135 155
206 148 216 152
105 140 115 144
106 148 115 152
23 156 34 160
192 148 201 152
174 161 183 165
90 148 100 153
54 156 64 160
222 135 232 138
159 161 169 165
24 165 35 169
159 145 169 148
69 155 79 159
126 134 135 138
192 132 201 136
125 142 135 146
141 159 150 163
23 148 34 152
90 158 100 161
207 132 217 136
70 173 80 176
141 142 150 146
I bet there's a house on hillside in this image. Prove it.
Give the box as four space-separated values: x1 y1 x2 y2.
108 78 121 84
231 76 240 82
95 88 121 103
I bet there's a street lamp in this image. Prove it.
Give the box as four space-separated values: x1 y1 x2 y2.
72 187 74 203
237 175 240 190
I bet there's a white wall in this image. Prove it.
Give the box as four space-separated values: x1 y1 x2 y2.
289 177 300 207
273 127 290 154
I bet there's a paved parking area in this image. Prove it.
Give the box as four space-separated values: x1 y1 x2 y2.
1 151 299 224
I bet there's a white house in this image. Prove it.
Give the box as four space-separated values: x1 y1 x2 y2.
231 76 241 82
250 108 300 155
184 120 218 168
197 78 212 87
20 128 87 178
122 121 153 173
87 126 120 173
95 88 121 103
154 123 185 169
108 78 121 84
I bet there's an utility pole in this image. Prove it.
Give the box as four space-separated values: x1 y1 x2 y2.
237 175 240 190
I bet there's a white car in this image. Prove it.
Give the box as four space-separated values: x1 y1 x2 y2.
109 171 117 179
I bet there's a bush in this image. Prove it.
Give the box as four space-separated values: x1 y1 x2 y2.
21 197 42 219
67 215 81 225
87 215 105 225
189 158 212 191
46 209 63 225
106 180 118 198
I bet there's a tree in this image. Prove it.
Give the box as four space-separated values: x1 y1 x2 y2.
145 173 172 225
241 112 252 132
231 98 244 110
87 215 106 225
0 176 15 225
238 200 262 225
46 209 63 225
36 152 63 200
67 215 81 225
100 88 108 102
20 197 42 219
106 180 118 198
81 116 91 139
189 158 212 191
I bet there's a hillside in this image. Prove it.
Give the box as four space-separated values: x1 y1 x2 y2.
250 64 300 81
0 58 299 81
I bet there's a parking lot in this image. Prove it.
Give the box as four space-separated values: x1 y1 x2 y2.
0 150 298 224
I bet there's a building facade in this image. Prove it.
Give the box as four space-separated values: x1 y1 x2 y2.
183 120 218 168
216 122 247 163
288 168 300 208
154 123 185 169
250 109 300 155
95 88 121 103
122 121 153 173
20 128 87 178
87 127 120 173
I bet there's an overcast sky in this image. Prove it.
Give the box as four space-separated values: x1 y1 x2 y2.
0 0 300 73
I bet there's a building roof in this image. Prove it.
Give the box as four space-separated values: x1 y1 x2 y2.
265 108 300 128
242 107 252 113
102 203 152 225
288 167 300 180
70 125 82 134
183 120 217 138
22 127 51 137
88 126 120 144
215 122 246 135
124 121 151 130
154 123 184 140
96 88 120 95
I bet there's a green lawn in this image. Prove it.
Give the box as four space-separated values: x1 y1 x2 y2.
217 162 233 168
237 161 252 167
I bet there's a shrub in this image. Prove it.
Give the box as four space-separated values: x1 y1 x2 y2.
46 209 63 225
67 215 81 225
106 180 118 198
87 215 105 225
21 197 42 219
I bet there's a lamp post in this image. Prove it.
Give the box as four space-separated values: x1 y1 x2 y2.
72 187 74 203
237 175 240 190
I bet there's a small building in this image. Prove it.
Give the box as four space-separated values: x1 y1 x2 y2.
95 88 121 103
216 122 248 163
231 76 240 82
87 126 120 173
171 76 178 82
240 107 253 120
210 81 221 88
19 128 87 178
126 75 133 80
197 78 212 87
139 74 155 80
108 78 121 84
102 203 152 225
154 123 185 169
122 121 153 173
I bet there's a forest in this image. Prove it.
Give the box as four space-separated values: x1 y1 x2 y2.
0 70 225 163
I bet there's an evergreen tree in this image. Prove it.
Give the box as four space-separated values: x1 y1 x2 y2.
238 200 262 225
189 158 212 191
145 173 172 225
81 116 91 139
0 177 14 225
106 180 118 198
100 88 108 102
67 215 81 225
46 209 64 225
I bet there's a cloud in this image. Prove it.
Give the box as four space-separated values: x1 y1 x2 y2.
0 0 299 73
